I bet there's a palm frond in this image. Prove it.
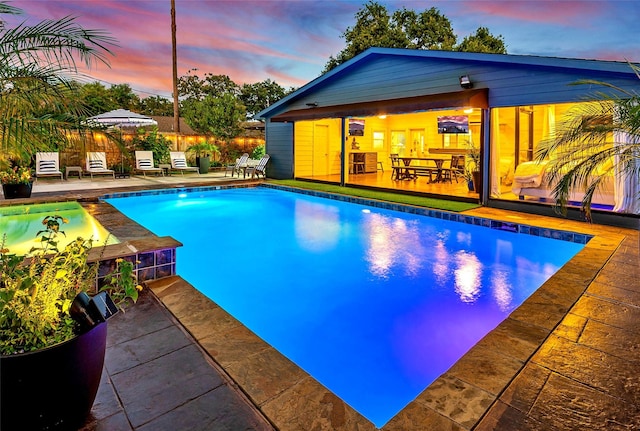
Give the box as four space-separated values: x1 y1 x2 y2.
536 70 640 219
0 4 116 165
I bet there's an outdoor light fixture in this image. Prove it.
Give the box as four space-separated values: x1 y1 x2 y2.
459 75 473 89
306 102 318 107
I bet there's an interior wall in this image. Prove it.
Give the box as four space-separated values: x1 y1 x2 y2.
295 119 343 177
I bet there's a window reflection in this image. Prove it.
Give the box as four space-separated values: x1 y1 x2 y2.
454 251 482 303
363 213 424 278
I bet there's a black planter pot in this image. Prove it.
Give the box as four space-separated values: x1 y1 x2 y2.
2 182 33 199
0 322 108 430
196 156 210 174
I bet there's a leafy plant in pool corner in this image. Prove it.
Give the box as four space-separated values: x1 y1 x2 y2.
0 214 140 355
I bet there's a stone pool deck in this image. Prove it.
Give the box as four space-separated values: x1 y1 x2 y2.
4 175 639 430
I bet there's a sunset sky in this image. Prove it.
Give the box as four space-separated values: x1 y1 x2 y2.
9 0 640 100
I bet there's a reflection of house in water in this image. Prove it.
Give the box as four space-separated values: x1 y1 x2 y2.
257 47 640 226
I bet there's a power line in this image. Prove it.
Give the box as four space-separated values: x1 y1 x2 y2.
75 73 173 100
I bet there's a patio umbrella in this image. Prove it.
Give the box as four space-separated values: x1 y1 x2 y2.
86 109 158 128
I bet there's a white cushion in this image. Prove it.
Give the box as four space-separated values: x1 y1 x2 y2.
39 160 57 172
89 159 104 169
138 158 153 168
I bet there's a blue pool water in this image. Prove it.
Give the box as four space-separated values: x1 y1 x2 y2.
0 201 118 256
106 187 585 427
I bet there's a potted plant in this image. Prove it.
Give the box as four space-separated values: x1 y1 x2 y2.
464 140 481 194
186 141 219 174
0 165 34 199
0 214 140 430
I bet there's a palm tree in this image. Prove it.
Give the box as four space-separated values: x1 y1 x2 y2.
536 64 640 221
0 2 116 168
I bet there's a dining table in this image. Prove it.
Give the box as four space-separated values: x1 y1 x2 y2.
395 156 450 182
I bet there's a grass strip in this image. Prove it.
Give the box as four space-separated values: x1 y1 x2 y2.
267 179 480 212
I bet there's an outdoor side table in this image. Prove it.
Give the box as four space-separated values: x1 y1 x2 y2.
65 166 83 180
159 163 171 176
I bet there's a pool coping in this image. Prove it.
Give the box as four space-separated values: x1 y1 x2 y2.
86 183 631 430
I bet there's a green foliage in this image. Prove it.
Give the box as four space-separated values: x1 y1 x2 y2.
177 70 240 101
0 165 32 185
30 214 67 254
78 82 144 117
100 257 139 306
79 82 119 116
0 3 116 165
463 140 481 181
456 27 506 54
186 141 219 158
239 79 288 118
250 144 266 160
132 127 171 164
139 95 173 116
218 141 246 164
323 1 507 72
0 214 140 355
0 236 97 354
182 94 246 142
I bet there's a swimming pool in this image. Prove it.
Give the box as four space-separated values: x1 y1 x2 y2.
106 187 585 427
0 201 118 256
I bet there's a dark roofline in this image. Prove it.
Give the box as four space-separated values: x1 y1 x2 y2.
256 47 639 120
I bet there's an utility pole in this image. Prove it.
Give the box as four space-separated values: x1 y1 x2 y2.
171 0 180 135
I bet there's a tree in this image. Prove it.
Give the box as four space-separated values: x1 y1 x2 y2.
394 7 456 51
0 2 115 166
177 69 239 101
239 79 288 118
108 83 140 111
536 65 640 220
457 27 506 54
323 1 506 72
139 95 173 116
79 81 118 116
181 93 246 143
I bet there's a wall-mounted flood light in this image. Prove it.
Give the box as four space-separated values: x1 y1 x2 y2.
459 75 473 89
306 102 318 107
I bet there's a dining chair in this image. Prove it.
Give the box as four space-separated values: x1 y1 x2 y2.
440 155 465 183
390 154 401 179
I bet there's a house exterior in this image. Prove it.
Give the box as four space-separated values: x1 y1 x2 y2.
256 47 640 225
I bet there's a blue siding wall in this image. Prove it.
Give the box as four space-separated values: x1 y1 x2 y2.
270 54 638 115
265 121 294 179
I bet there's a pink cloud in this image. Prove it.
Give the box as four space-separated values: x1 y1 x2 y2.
452 0 605 27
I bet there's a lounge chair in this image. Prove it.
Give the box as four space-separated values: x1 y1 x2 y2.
169 151 199 175
85 152 115 180
224 153 249 177
245 154 270 179
134 151 164 177
35 152 63 182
